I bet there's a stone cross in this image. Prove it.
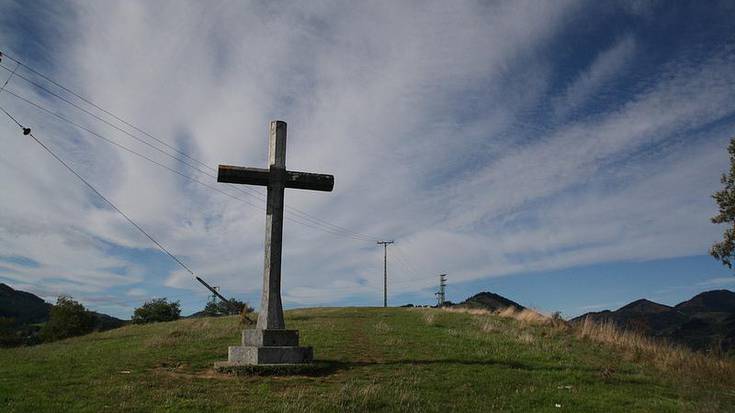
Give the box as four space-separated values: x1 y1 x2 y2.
215 120 333 365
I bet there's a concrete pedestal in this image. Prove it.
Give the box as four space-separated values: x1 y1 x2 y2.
215 328 312 369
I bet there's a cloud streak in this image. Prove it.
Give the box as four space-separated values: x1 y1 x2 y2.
0 1 733 316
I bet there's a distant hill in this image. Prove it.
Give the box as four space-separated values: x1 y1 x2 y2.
675 290 735 314
452 291 525 312
0 283 51 324
89 311 126 331
0 283 125 345
572 289 735 353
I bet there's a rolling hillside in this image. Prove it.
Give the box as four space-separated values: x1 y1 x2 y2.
1 307 734 412
573 290 735 353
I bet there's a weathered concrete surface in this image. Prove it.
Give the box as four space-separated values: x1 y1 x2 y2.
259 121 287 330
226 345 313 364
213 361 327 376
243 329 299 347
215 120 334 367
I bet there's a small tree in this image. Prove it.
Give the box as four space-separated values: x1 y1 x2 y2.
39 296 95 342
131 298 181 324
202 301 222 317
711 138 735 268
201 298 253 317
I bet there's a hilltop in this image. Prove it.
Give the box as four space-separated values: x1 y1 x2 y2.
452 291 526 312
1 307 734 412
572 290 735 353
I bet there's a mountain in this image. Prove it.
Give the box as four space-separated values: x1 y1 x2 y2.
617 299 672 314
0 283 52 324
453 291 525 312
90 311 126 331
0 283 125 346
573 289 735 353
675 290 735 314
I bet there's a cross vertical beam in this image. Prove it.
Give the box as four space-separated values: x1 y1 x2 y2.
215 120 334 366
259 120 287 330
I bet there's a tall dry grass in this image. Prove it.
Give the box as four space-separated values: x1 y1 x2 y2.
441 305 735 387
574 317 735 385
441 305 553 326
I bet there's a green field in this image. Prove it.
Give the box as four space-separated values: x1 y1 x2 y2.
1 307 733 412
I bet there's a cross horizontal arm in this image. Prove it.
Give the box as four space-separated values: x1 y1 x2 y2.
285 170 334 191
218 165 270 186
218 165 334 192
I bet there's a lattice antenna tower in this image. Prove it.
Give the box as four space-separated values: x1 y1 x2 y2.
436 274 447 307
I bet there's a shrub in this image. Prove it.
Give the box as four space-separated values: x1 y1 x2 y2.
39 296 95 342
202 298 253 317
199 297 255 325
131 298 181 324
0 317 21 347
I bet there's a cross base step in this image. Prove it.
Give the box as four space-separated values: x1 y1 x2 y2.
225 345 313 364
213 361 324 376
242 329 299 346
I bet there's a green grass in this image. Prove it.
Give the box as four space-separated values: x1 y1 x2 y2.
0 307 733 412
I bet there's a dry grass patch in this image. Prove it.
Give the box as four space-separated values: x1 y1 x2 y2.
515 331 535 344
422 311 436 325
442 305 551 326
374 320 392 333
480 320 500 333
575 317 735 387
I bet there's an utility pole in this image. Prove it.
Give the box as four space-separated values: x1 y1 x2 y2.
209 286 221 305
377 240 395 307
195 276 243 316
436 273 447 307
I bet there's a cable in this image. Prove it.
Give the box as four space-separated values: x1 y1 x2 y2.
0 87 375 241
0 104 197 278
0 105 23 129
0 61 18 93
0 58 381 242
0 125 422 305
0 53 414 302
0 82 376 241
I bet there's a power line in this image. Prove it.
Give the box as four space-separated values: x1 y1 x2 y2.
0 104 198 278
0 56 380 242
0 84 375 241
0 109 260 315
0 87 375 241
0 104 391 306
0 61 18 93
0 51 446 305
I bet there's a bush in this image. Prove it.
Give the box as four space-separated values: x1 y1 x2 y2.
39 297 95 342
202 298 253 317
132 298 181 324
0 317 21 347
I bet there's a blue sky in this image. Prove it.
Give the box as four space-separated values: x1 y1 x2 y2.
0 0 734 319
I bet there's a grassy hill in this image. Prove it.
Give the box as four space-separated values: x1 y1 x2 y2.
572 290 735 353
1 307 734 412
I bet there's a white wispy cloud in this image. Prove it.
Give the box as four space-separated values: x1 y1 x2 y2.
552 34 637 120
697 277 735 287
0 1 733 314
